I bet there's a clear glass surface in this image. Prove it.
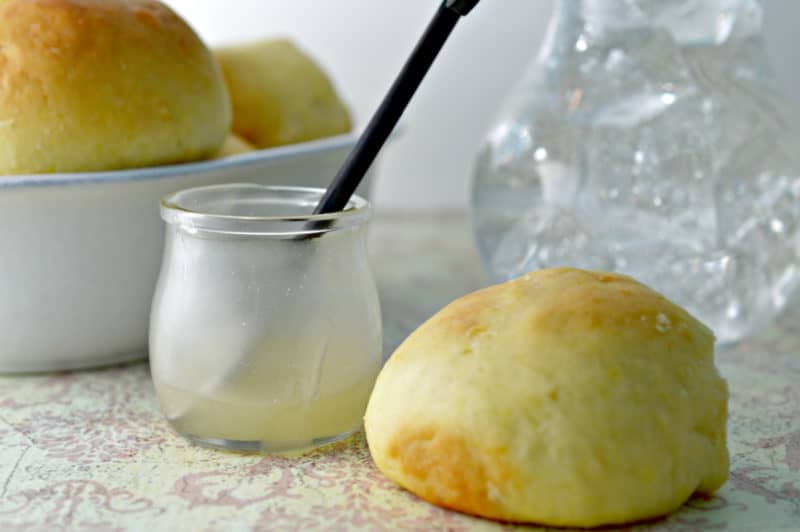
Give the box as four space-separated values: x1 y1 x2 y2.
149 184 382 452
471 0 800 343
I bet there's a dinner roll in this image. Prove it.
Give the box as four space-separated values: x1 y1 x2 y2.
0 0 231 174
217 133 256 157
215 39 352 148
365 268 728 528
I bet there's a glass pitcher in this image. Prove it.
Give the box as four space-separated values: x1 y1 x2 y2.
471 0 800 343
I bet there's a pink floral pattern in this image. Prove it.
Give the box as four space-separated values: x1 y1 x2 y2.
0 480 156 531
0 365 170 464
0 214 797 531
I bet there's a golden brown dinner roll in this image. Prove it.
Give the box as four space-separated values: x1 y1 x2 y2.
217 133 256 157
0 0 231 175
215 39 352 148
365 268 728 528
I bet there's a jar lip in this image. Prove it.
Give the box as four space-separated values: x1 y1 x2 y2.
160 183 371 236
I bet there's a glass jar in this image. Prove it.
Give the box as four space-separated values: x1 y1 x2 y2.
471 0 800 343
149 184 382 453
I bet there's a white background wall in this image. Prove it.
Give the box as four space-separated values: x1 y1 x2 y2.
165 0 800 211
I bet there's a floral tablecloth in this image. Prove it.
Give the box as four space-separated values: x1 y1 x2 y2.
0 213 798 531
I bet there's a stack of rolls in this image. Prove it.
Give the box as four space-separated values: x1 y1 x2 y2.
0 0 351 175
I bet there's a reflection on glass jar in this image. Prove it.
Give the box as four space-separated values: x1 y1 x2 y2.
149 184 382 453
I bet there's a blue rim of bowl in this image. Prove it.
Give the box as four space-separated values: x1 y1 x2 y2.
0 133 358 190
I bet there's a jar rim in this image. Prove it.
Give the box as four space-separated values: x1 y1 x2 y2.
160 183 371 236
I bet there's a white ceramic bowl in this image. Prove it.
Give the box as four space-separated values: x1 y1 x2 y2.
0 133 372 372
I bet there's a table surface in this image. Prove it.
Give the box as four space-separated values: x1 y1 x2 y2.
0 212 798 531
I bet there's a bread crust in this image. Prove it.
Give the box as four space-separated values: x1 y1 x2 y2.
365 268 729 527
215 39 351 149
0 0 231 174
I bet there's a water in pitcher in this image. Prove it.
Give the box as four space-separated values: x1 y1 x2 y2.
471 0 800 343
